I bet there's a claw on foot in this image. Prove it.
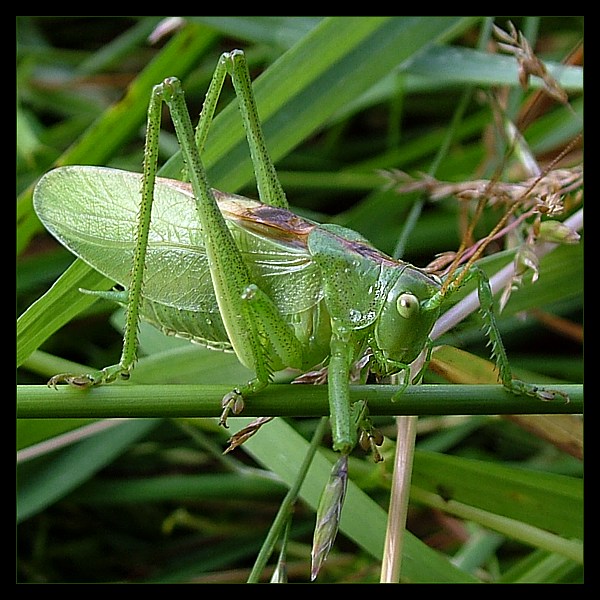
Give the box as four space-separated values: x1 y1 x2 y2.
219 388 245 428
47 373 97 389
359 428 385 463
46 365 130 389
508 379 570 403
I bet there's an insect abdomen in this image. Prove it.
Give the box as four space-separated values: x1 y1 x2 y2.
140 298 233 352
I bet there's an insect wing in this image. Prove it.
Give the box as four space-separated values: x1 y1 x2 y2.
33 166 324 318
215 193 324 317
33 166 218 312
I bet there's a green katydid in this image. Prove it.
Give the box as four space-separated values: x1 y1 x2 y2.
32 49 567 579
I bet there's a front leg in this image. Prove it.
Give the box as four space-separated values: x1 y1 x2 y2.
474 266 569 403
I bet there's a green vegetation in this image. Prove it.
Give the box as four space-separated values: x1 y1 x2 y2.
17 17 582 583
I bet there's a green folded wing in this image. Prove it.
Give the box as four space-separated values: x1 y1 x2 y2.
33 166 323 320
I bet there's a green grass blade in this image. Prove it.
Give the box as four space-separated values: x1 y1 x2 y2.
160 17 479 191
17 21 218 254
230 416 478 582
411 450 583 539
17 259 113 366
499 549 582 583
406 45 583 90
190 16 322 47
17 419 160 522
410 486 582 563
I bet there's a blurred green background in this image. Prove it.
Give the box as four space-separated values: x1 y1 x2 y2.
17 17 582 583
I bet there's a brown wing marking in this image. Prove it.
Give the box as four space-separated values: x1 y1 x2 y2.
159 178 406 266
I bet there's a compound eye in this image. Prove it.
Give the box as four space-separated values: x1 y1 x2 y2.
397 293 419 319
